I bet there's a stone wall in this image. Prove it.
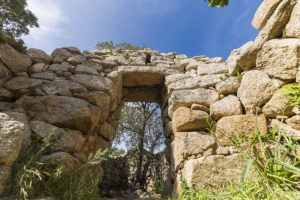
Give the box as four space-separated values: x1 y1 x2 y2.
1 0 300 196
100 149 169 193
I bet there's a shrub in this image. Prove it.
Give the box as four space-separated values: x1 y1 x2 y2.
6 129 107 200
0 31 27 53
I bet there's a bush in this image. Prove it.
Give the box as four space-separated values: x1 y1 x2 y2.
153 179 164 194
0 31 27 53
5 129 107 200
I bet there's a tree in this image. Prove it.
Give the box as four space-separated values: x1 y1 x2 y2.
0 0 39 53
114 102 164 189
204 0 229 7
95 40 147 51
107 147 125 157
0 0 39 37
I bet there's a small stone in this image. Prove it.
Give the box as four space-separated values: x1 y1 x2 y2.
191 104 210 113
203 148 215 156
276 115 289 121
220 94 225 99
216 147 230 155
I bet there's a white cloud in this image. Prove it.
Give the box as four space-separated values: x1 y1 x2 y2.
22 0 70 51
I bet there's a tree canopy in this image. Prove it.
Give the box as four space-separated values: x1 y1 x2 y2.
115 102 164 188
95 41 147 51
0 0 39 37
204 0 229 7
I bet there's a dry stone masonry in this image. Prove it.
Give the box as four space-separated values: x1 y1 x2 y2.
1 0 300 196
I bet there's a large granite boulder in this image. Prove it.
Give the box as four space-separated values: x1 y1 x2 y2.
0 112 26 166
197 63 227 76
70 74 118 100
51 48 73 61
0 44 32 74
99 121 116 142
225 41 254 75
5 111 31 151
13 95 101 134
27 48 53 64
252 0 282 30
172 132 216 171
0 166 11 195
176 154 246 192
215 77 240 95
168 88 219 118
262 93 294 118
216 114 268 147
29 121 86 152
3 76 45 94
285 0 300 38
210 95 243 120
41 80 87 96
165 74 224 96
257 39 300 80
237 70 283 107
172 107 212 133
0 87 15 102
0 61 12 86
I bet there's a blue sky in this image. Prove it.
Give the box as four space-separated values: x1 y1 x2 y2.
22 0 262 60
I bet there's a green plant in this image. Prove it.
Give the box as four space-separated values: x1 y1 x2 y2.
219 69 230 81
204 0 229 7
153 179 164 194
0 31 27 53
8 129 107 200
235 71 244 82
277 83 300 107
95 40 148 50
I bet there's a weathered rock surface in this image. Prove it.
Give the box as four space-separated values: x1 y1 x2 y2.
0 87 15 101
173 132 216 171
41 80 87 96
177 154 246 191
172 107 212 133
271 119 300 140
226 41 254 75
5 111 31 151
252 0 282 30
67 55 87 66
0 44 32 74
215 77 240 95
75 65 99 75
29 121 86 152
257 39 300 80
191 104 210 113
3 76 44 94
51 48 73 61
70 74 117 100
48 62 73 72
197 63 227 76
285 1 300 38
13 95 101 134
62 47 81 54
27 48 53 64
262 93 294 118
0 113 26 166
286 115 300 131
0 166 11 195
237 70 282 107
168 88 219 118
0 61 12 86
31 72 55 81
165 74 224 95
29 63 46 75
99 121 116 141
216 114 268 146
210 95 243 120
73 91 110 121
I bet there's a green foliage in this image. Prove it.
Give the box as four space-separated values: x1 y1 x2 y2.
96 40 147 50
0 0 39 37
277 83 300 107
204 0 229 7
7 129 107 200
153 179 164 194
107 147 125 157
219 69 230 81
0 31 27 53
235 71 244 82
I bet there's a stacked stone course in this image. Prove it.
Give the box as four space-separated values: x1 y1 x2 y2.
1 0 300 196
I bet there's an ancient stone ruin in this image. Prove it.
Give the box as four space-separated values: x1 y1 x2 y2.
1 0 300 196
